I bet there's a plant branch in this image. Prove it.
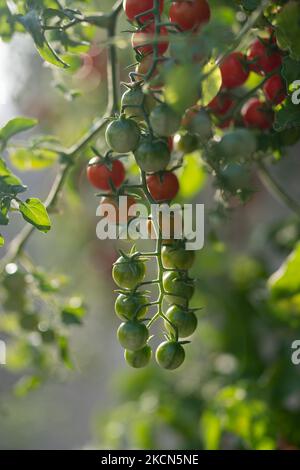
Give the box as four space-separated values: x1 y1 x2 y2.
257 161 300 218
1 0 123 271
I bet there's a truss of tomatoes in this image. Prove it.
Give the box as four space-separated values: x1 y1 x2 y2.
86 0 288 370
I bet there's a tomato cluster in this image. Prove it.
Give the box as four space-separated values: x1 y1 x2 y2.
86 1 288 370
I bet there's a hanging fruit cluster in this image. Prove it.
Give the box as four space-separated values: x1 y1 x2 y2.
86 0 288 369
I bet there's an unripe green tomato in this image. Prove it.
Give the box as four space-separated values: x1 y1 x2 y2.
174 132 199 154
156 341 185 370
117 321 149 351
165 305 197 338
121 87 155 121
134 138 170 173
149 104 181 137
161 244 195 270
163 271 195 306
218 128 257 161
188 109 212 141
112 255 146 290
124 345 152 368
105 115 140 153
115 292 149 321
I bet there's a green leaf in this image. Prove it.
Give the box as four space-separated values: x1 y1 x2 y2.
179 153 207 199
241 0 260 11
274 100 300 132
0 175 27 196
269 242 300 299
201 61 222 106
14 375 42 397
62 300 86 325
281 57 300 85
165 64 200 114
0 234 4 247
58 336 73 369
19 198 51 232
0 117 37 143
10 148 58 171
18 10 69 68
276 1 300 60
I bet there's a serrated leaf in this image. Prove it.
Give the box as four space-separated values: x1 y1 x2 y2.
19 198 51 232
10 148 58 171
269 242 300 299
0 117 37 143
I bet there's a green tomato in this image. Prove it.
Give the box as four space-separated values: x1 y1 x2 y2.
163 271 195 306
134 137 170 173
188 109 212 141
155 341 185 370
124 345 152 368
218 128 257 161
165 305 197 338
149 104 181 137
112 255 146 290
174 132 199 154
117 321 149 351
161 244 195 270
121 86 155 121
115 292 149 321
105 115 140 153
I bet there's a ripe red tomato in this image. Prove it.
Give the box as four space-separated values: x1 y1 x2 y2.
241 98 274 130
169 0 211 31
123 0 164 23
220 52 249 89
247 38 282 75
263 74 286 105
87 157 125 190
147 171 179 202
207 93 234 116
132 23 169 56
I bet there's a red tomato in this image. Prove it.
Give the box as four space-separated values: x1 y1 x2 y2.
123 0 164 23
241 98 274 130
132 23 169 55
263 74 286 105
207 93 234 116
220 52 249 89
87 157 125 190
147 172 179 202
169 0 211 31
247 38 282 75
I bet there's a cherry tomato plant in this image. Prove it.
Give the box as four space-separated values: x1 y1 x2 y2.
1 0 300 388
